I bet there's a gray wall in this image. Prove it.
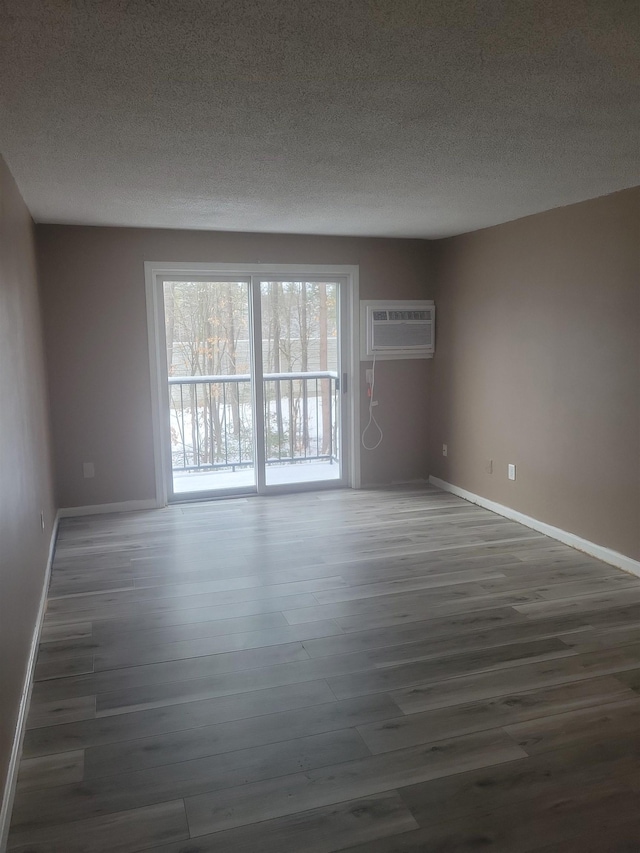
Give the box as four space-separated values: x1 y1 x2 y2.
36 226 436 506
0 156 55 809
430 187 640 560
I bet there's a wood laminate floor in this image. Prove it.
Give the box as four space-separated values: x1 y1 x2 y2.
8 485 640 852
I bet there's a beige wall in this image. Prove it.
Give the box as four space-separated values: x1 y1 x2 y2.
33 188 640 559
430 188 640 561
0 157 55 809
37 227 435 506
2 175 638 819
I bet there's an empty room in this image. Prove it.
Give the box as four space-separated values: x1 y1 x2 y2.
0 2 639 852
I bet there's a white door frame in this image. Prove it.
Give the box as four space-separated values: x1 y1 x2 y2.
144 261 361 506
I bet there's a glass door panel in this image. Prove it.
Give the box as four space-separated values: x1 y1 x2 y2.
163 279 256 497
260 280 341 487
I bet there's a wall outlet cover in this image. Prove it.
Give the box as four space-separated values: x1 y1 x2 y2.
442 444 448 457
508 463 516 481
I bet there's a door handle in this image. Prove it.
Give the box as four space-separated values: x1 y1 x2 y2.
342 372 348 394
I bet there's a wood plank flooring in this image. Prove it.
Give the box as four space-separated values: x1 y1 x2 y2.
8 484 640 852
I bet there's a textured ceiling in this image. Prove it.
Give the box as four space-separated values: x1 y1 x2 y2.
0 0 638 237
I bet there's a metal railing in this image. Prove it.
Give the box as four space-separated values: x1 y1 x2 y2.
168 371 338 473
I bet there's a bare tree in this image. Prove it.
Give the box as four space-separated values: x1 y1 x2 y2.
319 283 331 454
165 279 337 473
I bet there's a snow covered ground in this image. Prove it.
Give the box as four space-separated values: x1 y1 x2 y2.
173 459 340 494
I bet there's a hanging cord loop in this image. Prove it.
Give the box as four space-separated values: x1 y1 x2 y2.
361 354 383 450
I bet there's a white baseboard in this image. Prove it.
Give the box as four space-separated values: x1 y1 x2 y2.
429 476 640 579
0 512 59 852
58 498 159 518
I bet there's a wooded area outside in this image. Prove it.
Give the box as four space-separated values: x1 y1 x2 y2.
163 280 339 480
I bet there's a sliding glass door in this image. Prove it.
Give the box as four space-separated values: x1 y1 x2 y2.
260 280 340 488
157 273 350 500
163 278 255 497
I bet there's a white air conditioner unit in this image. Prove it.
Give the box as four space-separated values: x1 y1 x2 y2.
360 300 435 360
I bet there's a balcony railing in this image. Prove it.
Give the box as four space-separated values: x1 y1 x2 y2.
168 371 338 473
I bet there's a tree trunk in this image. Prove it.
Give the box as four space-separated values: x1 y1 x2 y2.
319 284 330 455
189 384 198 467
226 284 240 437
204 315 215 463
300 284 309 453
271 282 284 457
211 393 223 463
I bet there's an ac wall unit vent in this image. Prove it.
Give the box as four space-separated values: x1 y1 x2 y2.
360 300 435 360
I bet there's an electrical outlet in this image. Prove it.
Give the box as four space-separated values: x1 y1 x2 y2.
508 463 516 481
442 444 448 457
486 459 493 474
366 369 374 385
83 462 95 479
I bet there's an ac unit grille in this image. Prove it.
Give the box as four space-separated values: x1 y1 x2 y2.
373 321 433 349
